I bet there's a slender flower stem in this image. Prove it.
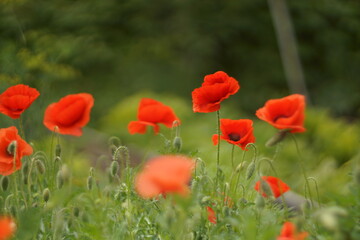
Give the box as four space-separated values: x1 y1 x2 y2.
231 145 235 169
19 115 26 140
216 110 221 188
290 134 314 208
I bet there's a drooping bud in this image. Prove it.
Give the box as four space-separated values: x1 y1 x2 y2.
173 136 182 152
87 176 93 190
43 188 51 202
60 165 70 183
246 161 255 180
55 144 61 158
265 129 288 147
56 171 64 189
1 176 9 191
7 141 17 156
110 161 119 177
35 159 46 174
108 136 121 147
259 178 273 198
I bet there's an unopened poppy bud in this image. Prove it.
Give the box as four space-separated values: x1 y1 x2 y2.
55 144 61 157
265 130 288 147
35 159 46 174
259 178 273 198
110 161 119 177
89 167 95 177
201 196 211 205
255 194 265 209
1 176 9 191
235 162 246 173
56 171 64 189
246 161 255 180
87 176 93 190
54 156 62 165
43 188 51 202
114 146 130 164
60 165 70 183
173 136 182 152
7 141 17 156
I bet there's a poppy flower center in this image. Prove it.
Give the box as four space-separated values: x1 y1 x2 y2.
273 115 289 123
228 133 241 141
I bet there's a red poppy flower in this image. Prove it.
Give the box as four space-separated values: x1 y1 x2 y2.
0 126 33 176
128 98 180 135
212 119 255 150
0 216 16 240
206 206 217 224
43 93 94 136
0 84 40 119
256 94 305 133
135 155 194 199
192 71 240 113
277 222 308 240
254 176 290 198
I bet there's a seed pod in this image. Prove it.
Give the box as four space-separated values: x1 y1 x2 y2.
7 141 17 156
87 176 93 190
55 144 61 158
110 161 119 177
1 176 9 191
246 161 255 180
35 160 46 174
173 136 182 152
43 188 51 202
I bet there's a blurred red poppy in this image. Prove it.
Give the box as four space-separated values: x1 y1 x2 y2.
254 176 290 198
0 84 40 119
43 93 94 136
206 206 217 224
256 94 305 133
128 98 179 135
212 119 255 150
0 126 32 176
0 216 16 240
135 155 194 199
192 71 240 113
277 222 308 240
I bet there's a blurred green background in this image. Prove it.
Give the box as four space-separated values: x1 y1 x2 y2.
0 0 359 202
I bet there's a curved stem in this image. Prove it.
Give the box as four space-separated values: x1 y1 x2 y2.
290 134 314 208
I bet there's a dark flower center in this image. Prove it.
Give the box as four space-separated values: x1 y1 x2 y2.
273 115 289 123
228 133 241 141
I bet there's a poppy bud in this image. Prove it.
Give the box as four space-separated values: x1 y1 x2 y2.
255 194 265 209
246 161 255 180
113 146 130 165
235 162 246 173
89 167 95 177
55 144 61 158
87 176 93 190
259 178 273 198
60 165 70 183
56 171 64 189
173 136 182 152
1 176 9 191
43 188 51 202
35 159 46 174
110 161 119 177
7 141 17 156
265 130 288 147
316 206 347 232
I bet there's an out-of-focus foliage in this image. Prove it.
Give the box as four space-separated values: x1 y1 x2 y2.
0 0 359 128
